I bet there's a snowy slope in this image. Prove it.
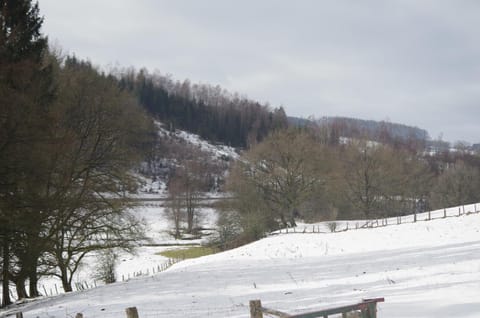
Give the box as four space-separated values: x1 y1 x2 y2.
136 121 239 198
155 120 239 163
7 208 480 318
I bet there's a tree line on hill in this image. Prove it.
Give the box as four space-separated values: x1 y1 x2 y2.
115 68 288 148
216 124 480 248
315 116 429 143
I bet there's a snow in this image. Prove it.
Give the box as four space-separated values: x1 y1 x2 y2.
155 121 239 162
4 204 480 318
137 205 218 245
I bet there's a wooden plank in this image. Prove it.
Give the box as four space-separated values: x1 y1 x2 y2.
287 303 363 318
261 307 292 317
287 298 384 318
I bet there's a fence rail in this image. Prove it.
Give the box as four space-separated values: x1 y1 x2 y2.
250 298 385 318
7 298 385 318
7 306 141 318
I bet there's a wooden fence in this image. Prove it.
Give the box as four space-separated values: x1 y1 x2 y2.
249 298 385 318
9 299 384 318
10 307 141 318
272 203 480 235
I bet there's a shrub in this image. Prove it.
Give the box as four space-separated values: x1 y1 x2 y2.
93 249 117 284
327 221 338 232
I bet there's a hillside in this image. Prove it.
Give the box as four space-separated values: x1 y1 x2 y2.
118 69 288 148
137 121 239 197
7 204 480 318
289 116 429 145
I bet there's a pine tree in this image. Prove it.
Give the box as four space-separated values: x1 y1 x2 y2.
0 0 48 306
0 0 46 63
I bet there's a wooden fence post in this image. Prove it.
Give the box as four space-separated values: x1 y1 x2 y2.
250 300 263 318
358 302 378 318
126 307 139 318
75 313 83 318
367 301 377 318
15 312 23 318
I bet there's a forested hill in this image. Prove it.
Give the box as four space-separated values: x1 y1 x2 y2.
116 69 288 148
289 116 429 147
316 116 429 141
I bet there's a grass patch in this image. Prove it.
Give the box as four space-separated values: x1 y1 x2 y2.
157 246 217 259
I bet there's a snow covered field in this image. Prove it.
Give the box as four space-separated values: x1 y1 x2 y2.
4 205 480 318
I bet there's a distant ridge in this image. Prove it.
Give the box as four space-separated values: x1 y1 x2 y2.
288 116 429 142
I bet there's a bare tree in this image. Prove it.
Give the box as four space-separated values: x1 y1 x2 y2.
38 59 151 292
0 56 152 297
166 190 183 239
341 141 385 219
340 139 432 219
228 129 332 230
168 147 214 234
431 161 480 209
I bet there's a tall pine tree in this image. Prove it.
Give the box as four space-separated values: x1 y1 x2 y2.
0 0 49 306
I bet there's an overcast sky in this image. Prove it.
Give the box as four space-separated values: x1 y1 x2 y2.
38 1 480 143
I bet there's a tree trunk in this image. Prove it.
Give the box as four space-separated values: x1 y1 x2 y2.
186 193 194 234
1 239 12 307
15 277 28 300
28 271 40 297
289 208 298 227
289 217 297 227
60 266 73 292
187 207 194 234
174 217 181 239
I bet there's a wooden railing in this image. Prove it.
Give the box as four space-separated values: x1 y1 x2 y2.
8 307 140 318
9 299 384 318
249 298 385 318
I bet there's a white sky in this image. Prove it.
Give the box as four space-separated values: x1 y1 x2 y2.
38 0 480 143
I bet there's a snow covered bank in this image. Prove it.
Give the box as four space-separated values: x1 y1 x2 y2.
7 211 480 318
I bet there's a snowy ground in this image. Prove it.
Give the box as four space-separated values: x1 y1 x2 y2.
4 204 480 318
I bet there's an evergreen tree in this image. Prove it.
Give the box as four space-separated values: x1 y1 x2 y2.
115 70 288 148
0 0 46 63
0 0 48 306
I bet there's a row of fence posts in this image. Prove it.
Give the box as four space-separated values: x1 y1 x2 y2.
7 258 182 316
275 204 479 235
13 258 182 303
120 258 180 283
